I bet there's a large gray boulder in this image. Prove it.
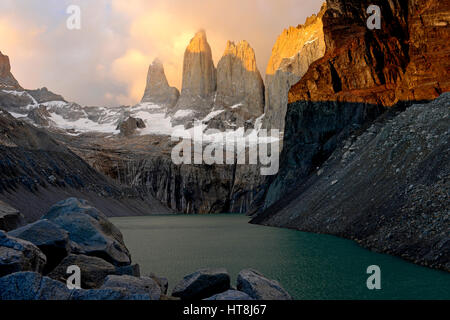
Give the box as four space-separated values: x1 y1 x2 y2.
237 269 292 300
0 200 25 231
172 268 230 300
70 288 150 300
0 230 46 277
0 272 71 300
101 275 161 300
48 254 116 289
204 289 253 301
9 219 70 273
41 198 131 266
148 272 169 295
0 272 151 300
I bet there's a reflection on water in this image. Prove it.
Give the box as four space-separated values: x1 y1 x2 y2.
111 214 450 300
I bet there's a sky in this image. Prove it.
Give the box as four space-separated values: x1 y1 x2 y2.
0 0 323 107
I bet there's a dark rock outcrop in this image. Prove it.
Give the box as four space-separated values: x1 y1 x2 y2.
101 275 161 300
41 198 131 266
237 269 292 300
0 109 168 220
252 0 450 212
116 117 146 137
253 93 450 271
0 200 24 231
0 230 46 277
172 268 230 300
26 87 65 104
9 219 70 273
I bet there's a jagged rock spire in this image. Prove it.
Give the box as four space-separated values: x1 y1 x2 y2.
216 40 264 117
0 51 21 89
141 58 179 108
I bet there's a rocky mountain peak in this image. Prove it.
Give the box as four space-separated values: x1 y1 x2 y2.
141 58 179 108
179 30 216 100
215 40 264 119
263 3 326 132
173 30 217 117
0 51 21 89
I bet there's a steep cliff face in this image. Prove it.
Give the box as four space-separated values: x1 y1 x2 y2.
174 30 216 115
141 58 179 108
215 41 264 118
0 109 170 221
0 52 21 89
254 0 449 211
251 0 450 270
253 93 450 271
205 40 265 130
263 3 327 132
65 134 263 214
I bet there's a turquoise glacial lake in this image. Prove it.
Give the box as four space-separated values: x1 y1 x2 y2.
111 214 450 300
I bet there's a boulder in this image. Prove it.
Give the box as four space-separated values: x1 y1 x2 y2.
41 198 131 266
101 275 161 300
9 219 70 273
141 58 179 107
204 289 253 301
48 254 116 289
115 263 141 277
0 272 71 300
0 200 25 231
148 272 169 295
237 269 292 300
172 268 230 300
116 117 146 137
0 230 46 277
70 288 150 300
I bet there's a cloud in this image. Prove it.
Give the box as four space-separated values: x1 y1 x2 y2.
0 0 324 106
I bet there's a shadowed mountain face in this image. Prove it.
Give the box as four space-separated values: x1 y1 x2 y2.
250 0 450 271
254 0 450 212
252 93 450 271
0 109 172 221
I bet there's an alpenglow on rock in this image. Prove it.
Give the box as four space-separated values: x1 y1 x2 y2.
263 3 327 132
215 40 264 118
0 51 21 89
141 58 179 108
174 30 216 114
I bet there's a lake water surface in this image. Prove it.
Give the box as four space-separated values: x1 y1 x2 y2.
111 214 449 300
